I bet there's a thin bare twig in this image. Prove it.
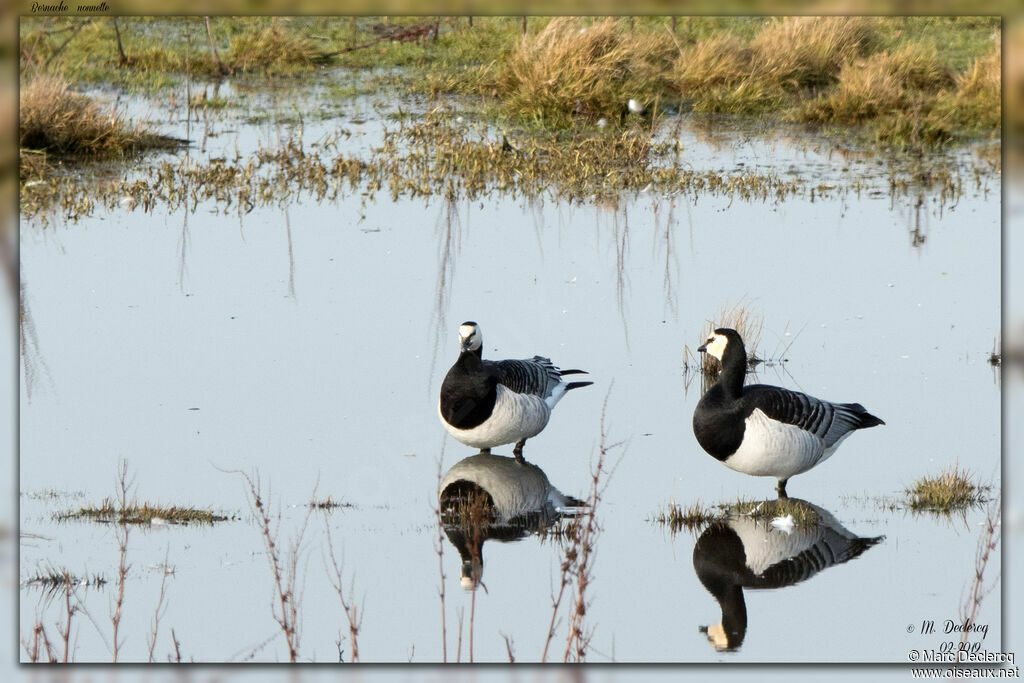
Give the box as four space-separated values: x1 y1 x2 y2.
111 460 133 662
59 570 77 662
322 513 362 662
501 632 515 662
147 546 173 662
434 454 448 662
959 500 1001 647
237 469 313 662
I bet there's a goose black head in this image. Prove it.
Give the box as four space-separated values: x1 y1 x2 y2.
458 321 483 354
697 328 745 363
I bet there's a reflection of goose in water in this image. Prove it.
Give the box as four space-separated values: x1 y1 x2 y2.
438 452 584 590
439 322 592 462
692 498 882 651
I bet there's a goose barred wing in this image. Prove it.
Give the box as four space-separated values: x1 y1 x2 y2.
755 532 881 589
485 356 561 397
746 385 879 448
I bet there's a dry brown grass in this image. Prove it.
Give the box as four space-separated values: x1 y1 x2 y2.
939 36 1001 132
673 17 880 114
675 35 752 94
749 17 881 89
697 302 764 379
490 17 677 125
800 44 955 127
20 75 179 158
905 464 990 512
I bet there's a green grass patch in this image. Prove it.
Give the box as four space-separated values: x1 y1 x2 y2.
905 465 991 512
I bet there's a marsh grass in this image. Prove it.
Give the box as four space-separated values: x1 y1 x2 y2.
19 75 183 159
726 497 822 527
653 496 821 535
228 19 321 74
309 496 355 511
20 17 1000 145
483 17 678 127
22 103 983 227
905 465 991 512
56 498 230 525
23 566 107 596
651 500 720 533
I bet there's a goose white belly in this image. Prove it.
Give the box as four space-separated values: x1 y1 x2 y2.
728 516 827 575
439 453 568 522
724 408 833 479
440 385 552 449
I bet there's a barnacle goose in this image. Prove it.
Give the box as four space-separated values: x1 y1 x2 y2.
693 328 884 497
693 498 883 651
439 322 592 462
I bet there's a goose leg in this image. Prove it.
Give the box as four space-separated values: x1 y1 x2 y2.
481 448 491 454
513 440 526 463
776 478 789 499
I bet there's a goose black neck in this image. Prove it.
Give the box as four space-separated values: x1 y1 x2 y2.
458 347 483 368
718 339 747 398
718 585 748 649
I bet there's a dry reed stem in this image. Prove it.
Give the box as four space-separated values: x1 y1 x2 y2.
110 460 132 662
322 514 362 662
238 469 311 662
542 388 620 662
147 546 172 662
60 571 76 662
700 301 764 380
502 632 515 662
22 622 57 662
959 500 1000 647
434 455 448 662
169 628 182 662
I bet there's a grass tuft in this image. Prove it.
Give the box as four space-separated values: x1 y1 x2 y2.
905 465 990 512
19 75 182 159
228 19 321 74
308 496 355 510
726 497 821 527
651 501 720 532
698 302 764 381
56 498 230 525
486 17 677 127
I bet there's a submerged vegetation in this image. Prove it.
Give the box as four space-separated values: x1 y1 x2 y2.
20 105 987 225
905 465 991 513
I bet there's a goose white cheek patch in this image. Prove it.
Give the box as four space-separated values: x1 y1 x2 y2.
705 334 728 361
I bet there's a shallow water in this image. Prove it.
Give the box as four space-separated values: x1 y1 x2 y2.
18 75 1001 663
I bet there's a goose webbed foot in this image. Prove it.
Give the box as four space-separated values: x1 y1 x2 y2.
776 478 789 499
513 440 526 463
